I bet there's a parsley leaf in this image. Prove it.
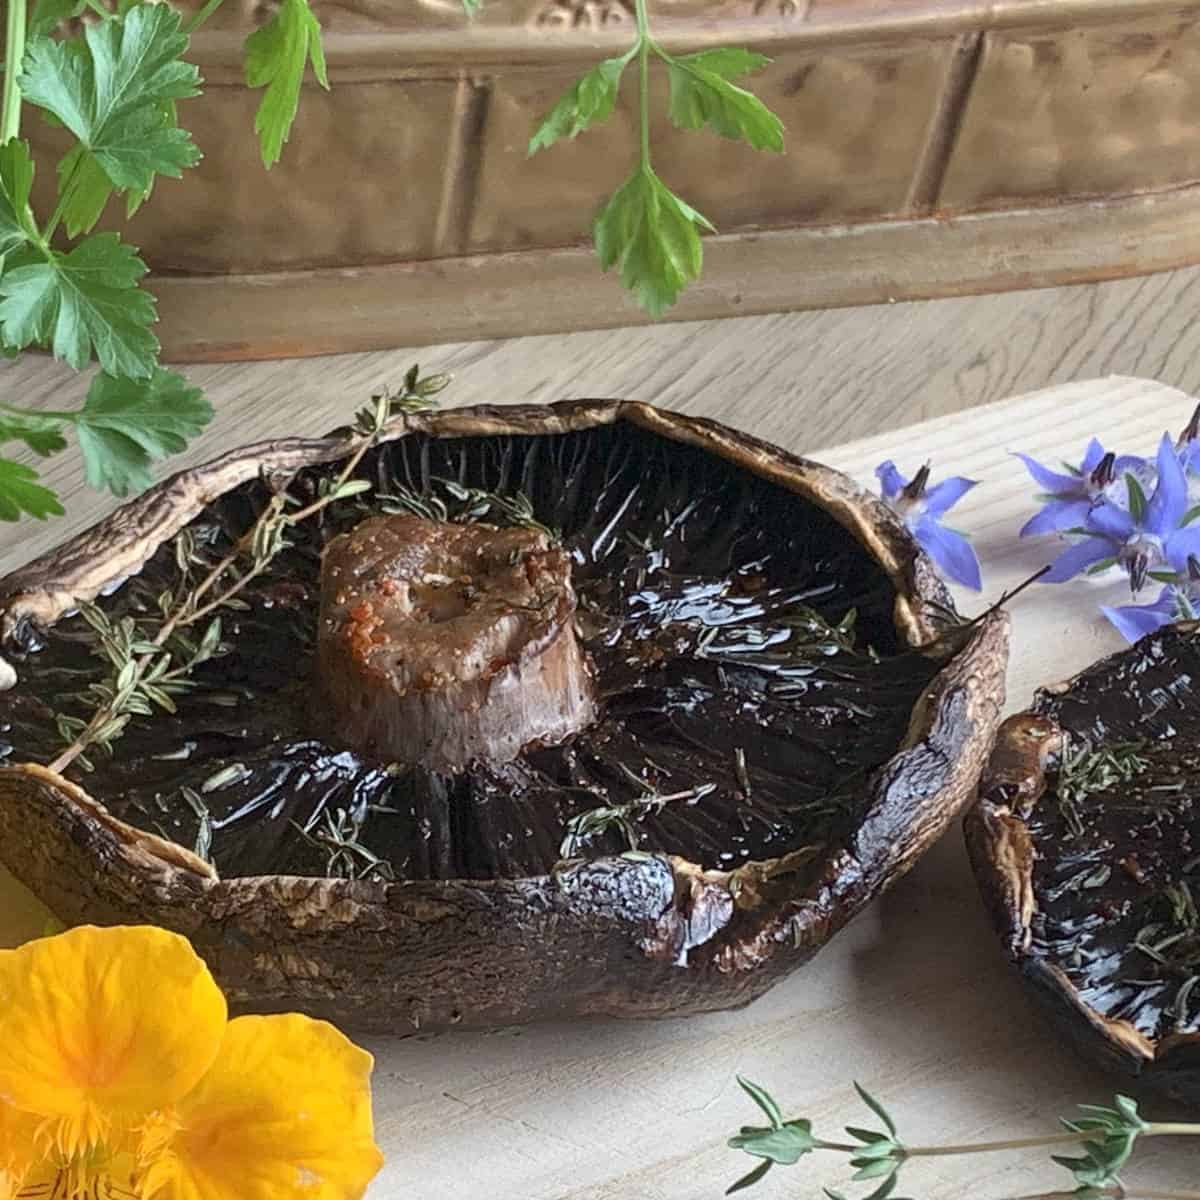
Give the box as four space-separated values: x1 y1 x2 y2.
244 0 328 169
28 0 87 39
663 47 783 152
461 0 483 15
0 232 158 377
0 459 64 521
73 367 212 496
0 411 68 457
20 4 202 237
0 140 39 263
529 53 633 155
53 145 116 238
593 165 713 317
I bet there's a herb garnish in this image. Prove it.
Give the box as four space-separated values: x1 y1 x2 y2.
523 0 784 316
294 803 398 882
559 779 718 858
727 1077 1200 1200
697 605 861 663
0 0 784 521
0 0 328 522
1055 738 1150 838
380 478 557 540
48 366 448 775
1131 874 1200 1032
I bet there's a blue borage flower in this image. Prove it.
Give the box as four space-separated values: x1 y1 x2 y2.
1102 570 1200 643
876 460 981 590
1041 434 1200 593
1014 438 1147 537
1177 403 1200 475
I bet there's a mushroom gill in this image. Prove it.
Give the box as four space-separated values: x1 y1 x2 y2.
2 419 943 884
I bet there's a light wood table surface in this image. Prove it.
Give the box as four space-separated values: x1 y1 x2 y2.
2 284 1200 1198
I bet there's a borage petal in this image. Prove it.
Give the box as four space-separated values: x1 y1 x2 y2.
1114 453 1150 478
1020 498 1092 538
1165 526 1200 573
156 1014 383 1200
913 516 981 590
0 926 226 1156
1041 536 1116 584
923 476 977 519
1101 588 1178 644
1079 437 1105 475
1012 452 1081 496
1085 502 1135 541
874 460 907 502
1147 432 1188 532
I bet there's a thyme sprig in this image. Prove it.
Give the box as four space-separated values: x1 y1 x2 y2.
1131 875 1200 1030
1055 739 1149 838
47 366 449 776
559 779 717 858
379 478 556 540
293 804 398 882
697 605 861 663
52 602 224 772
727 1078 1200 1200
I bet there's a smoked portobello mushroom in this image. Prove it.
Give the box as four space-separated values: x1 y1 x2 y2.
967 625 1200 1106
0 397 1008 1031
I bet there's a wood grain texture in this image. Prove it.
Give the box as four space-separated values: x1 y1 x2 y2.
6 265 1200 577
2 281 1200 1198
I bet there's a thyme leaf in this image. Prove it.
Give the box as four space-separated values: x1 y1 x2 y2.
559 781 717 858
47 368 446 775
727 1082 1200 1199
1055 738 1149 838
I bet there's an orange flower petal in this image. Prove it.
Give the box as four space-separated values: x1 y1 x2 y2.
0 926 227 1152
158 1014 383 1200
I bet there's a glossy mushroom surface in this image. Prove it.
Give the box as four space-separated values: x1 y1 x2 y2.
0 401 1008 1030
967 624 1200 1106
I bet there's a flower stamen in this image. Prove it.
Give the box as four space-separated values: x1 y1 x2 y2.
900 462 930 504
1088 450 1117 492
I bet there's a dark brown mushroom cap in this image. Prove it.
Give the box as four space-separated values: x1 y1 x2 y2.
966 624 1200 1107
0 401 1008 1031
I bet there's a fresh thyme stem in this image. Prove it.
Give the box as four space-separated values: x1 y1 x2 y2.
1015 1191 1200 1200
1 0 26 144
903 1130 1143 1157
788 1126 1198 1159
727 1079 1200 1199
46 372 447 776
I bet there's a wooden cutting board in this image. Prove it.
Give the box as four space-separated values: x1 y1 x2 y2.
1 376 1196 1199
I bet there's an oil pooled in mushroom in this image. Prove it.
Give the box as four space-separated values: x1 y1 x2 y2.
2 423 941 882
1027 628 1200 1038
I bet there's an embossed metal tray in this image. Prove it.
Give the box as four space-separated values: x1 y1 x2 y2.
28 0 1200 358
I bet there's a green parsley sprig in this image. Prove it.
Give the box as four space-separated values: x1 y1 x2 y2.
0 0 327 524
728 1077 1200 1200
524 0 784 315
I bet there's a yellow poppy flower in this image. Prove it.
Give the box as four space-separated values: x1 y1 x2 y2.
0 926 383 1200
0 1102 36 1200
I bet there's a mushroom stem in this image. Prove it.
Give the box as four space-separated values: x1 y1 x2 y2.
317 514 596 772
